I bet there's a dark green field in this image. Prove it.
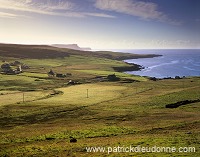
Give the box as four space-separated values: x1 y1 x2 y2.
0 44 199 157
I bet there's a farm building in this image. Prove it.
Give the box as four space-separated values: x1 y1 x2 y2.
1 63 22 74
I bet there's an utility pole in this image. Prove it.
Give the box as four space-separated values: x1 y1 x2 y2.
23 92 25 103
87 89 89 98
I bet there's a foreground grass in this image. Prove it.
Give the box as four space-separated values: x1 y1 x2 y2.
0 55 199 156
32 83 127 106
0 90 53 106
0 77 199 157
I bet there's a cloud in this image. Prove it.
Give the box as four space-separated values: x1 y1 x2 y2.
95 0 181 25
0 0 74 15
0 11 19 18
83 12 115 18
0 0 114 18
176 40 191 45
27 0 74 12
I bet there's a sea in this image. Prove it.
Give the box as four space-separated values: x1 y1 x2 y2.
116 49 200 78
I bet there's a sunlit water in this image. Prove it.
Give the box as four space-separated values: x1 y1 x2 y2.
122 49 200 78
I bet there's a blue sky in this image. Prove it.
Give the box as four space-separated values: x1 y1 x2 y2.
0 0 200 49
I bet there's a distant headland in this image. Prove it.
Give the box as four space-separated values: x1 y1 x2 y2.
51 44 92 51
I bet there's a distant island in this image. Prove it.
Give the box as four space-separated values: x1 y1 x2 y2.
51 44 92 51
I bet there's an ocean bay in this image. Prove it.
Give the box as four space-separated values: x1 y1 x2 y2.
124 49 200 78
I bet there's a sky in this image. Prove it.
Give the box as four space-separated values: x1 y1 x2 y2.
0 0 200 49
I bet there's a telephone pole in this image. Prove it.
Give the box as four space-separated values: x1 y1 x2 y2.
87 89 89 98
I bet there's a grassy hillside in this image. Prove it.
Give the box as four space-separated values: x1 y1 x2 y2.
0 78 199 157
0 43 160 60
0 44 199 157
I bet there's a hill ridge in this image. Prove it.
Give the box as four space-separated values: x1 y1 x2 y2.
0 43 161 60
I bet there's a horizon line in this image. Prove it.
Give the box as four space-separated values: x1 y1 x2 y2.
0 42 200 50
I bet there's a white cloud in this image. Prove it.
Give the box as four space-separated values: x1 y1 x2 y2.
95 0 181 25
0 0 114 18
28 0 74 12
0 0 74 15
84 12 115 18
176 40 191 45
0 11 18 18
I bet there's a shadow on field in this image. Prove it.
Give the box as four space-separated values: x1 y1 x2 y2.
0 105 96 128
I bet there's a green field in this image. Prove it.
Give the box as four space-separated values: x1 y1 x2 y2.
0 44 199 157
